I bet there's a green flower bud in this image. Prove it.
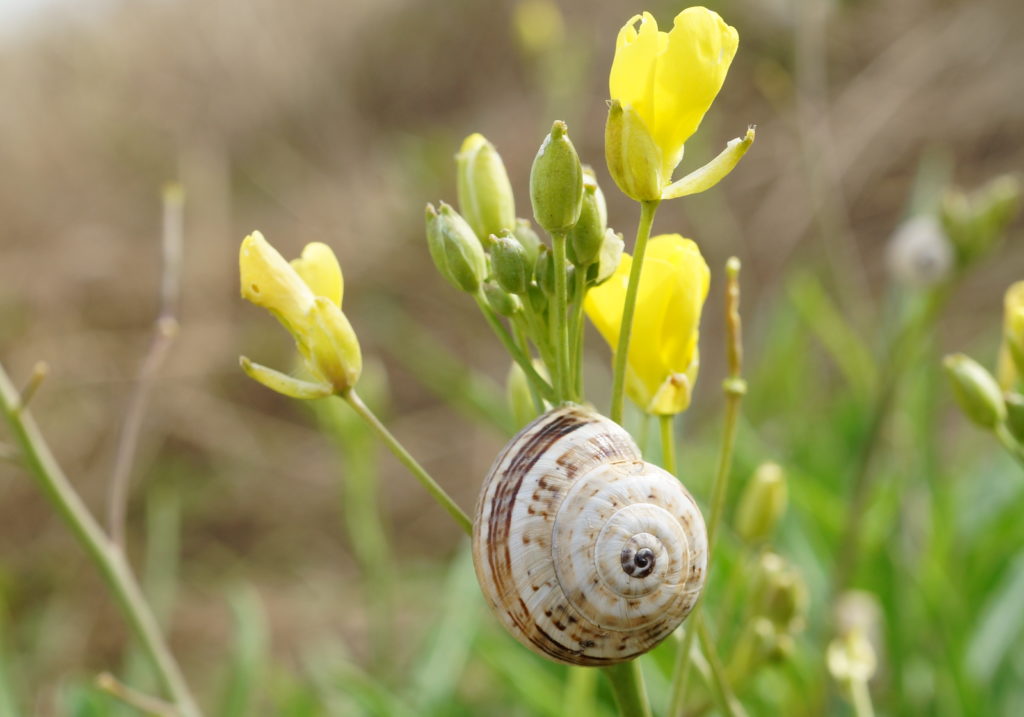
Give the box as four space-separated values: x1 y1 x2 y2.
590 228 624 286
482 281 522 317
536 245 574 298
425 202 488 293
943 353 1006 429
941 174 1021 267
753 553 807 634
530 120 584 235
490 231 531 295
735 462 788 545
514 218 543 267
568 169 607 267
456 133 516 242
605 100 663 202
526 282 548 317
1004 393 1024 443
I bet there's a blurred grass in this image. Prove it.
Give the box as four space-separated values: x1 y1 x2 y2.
0 0 1022 714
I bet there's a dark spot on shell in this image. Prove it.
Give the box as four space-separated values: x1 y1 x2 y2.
580 640 595 649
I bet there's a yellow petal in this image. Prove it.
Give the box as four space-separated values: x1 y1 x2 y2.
303 297 362 392
652 7 738 171
239 356 334 400
240 231 315 334
662 126 755 200
290 242 344 306
585 234 710 414
609 12 663 126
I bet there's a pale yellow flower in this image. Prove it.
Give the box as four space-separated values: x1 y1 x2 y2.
585 234 709 414
606 8 752 202
239 232 361 397
998 280 1024 389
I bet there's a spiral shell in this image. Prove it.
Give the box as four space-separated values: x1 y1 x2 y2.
472 404 708 666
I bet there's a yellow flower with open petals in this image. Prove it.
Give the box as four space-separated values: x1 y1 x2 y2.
606 7 753 202
585 234 709 414
239 232 361 397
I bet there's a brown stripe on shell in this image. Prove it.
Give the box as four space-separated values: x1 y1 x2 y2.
476 406 600 663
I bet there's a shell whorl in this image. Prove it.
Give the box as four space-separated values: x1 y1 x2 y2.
471 405 708 666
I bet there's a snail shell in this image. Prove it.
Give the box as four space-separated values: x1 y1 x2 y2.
472 404 707 666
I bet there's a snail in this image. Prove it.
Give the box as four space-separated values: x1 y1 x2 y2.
472 404 708 666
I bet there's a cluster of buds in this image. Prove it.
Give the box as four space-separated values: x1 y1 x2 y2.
424 122 627 409
944 281 1024 459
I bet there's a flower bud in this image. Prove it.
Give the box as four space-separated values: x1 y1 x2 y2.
1004 393 1024 443
490 231 531 295
514 218 543 267
567 169 607 267
303 297 363 392
827 628 877 691
605 100 663 202
530 120 584 235
753 552 807 633
425 202 488 293
590 228 624 286
735 462 788 544
456 133 516 243
482 281 522 317
943 353 1006 429
536 245 574 297
941 174 1021 267
885 215 953 288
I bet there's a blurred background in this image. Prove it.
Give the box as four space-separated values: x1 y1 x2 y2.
1 0 1022 714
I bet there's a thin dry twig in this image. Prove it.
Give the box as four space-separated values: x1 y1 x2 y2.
14 361 49 414
107 184 184 550
96 672 181 717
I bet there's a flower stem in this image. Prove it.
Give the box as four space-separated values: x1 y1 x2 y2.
551 232 571 402
475 292 556 402
571 267 587 401
0 361 201 717
342 388 472 536
669 258 746 716
659 414 676 476
850 679 876 717
995 422 1024 469
611 200 659 424
696 616 746 717
601 661 652 717
513 320 546 415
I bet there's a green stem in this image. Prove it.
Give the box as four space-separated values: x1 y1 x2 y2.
474 293 556 402
552 232 571 402
342 388 472 536
659 414 676 476
513 319 546 415
696 616 745 717
0 362 201 717
669 259 745 716
611 200 660 424
571 268 587 401
601 661 652 717
995 422 1024 468
850 679 875 717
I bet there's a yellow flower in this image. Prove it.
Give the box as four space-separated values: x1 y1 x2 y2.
239 232 361 397
606 8 753 202
998 280 1024 389
585 234 709 414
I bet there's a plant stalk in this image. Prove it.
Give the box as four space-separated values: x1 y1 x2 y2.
342 388 472 536
669 258 745 716
0 361 200 717
611 200 659 424
602 660 652 717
